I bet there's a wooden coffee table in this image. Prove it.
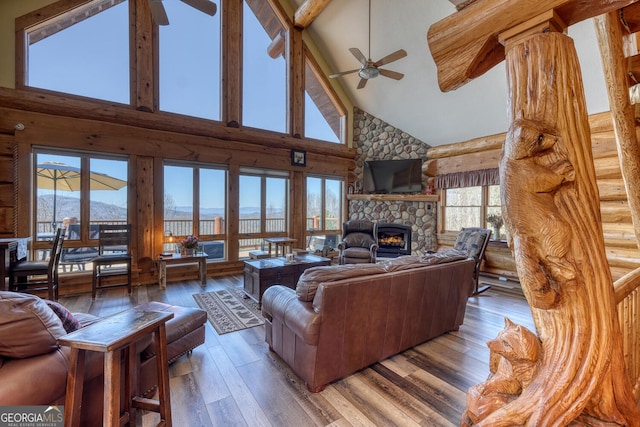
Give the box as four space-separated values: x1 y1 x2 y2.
243 254 330 305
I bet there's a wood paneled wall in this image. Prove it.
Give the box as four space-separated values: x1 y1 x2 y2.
0 89 355 293
425 111 639 282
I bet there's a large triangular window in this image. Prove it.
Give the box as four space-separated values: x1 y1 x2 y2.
304 50 345 143
26 0 130 104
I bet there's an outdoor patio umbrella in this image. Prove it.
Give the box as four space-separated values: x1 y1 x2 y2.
36 162 127 230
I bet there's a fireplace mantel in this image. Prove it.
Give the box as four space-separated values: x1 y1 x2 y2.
347 194 439 202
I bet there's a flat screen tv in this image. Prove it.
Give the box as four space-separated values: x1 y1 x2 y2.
363 159 423 194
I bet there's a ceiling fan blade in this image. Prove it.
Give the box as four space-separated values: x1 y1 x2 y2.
379 68 404 80
374 49 407 67
180 0 217 16
329 69 360 78
357 78 368 89
149 0 169 25
349 48 368 66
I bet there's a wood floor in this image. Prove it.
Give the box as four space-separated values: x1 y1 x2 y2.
58 275 533 427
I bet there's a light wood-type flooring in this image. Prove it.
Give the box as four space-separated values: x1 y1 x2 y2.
59 275 532 426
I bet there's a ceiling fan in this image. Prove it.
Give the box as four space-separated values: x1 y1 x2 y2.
148 0 217 26
329 0 407 89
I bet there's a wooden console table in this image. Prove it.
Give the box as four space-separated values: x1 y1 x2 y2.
156 253 208 289
58 308 174 427
243 254 330 305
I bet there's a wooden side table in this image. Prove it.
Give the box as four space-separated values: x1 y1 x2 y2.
156 253 208 289
264 237 297 257
58 308 174 427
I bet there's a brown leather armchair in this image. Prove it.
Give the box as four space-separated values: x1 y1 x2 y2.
337 219 379 264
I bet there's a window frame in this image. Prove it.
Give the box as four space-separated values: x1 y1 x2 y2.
162 160 228 251
305 174 344 239
32 147 129 257
441 184 503 239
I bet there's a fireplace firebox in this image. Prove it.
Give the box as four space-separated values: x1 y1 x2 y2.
377 224 412 258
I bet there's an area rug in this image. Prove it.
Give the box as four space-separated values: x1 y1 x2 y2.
193 287 264 335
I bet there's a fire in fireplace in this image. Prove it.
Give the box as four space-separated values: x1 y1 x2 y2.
377 224 412 258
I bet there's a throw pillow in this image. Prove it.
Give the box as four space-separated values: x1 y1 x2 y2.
45 300 82 333
0 291 67 359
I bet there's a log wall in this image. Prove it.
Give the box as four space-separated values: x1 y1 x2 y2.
425 111 639 282
0 89 355 293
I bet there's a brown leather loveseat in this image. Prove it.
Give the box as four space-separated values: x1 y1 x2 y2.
262 253 475 392
0 292 206 425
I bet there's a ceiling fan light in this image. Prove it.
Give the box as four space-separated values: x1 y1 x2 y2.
359 67 380 79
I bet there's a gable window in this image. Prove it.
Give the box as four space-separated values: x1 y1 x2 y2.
304 51 345 143
306 176 343 253
238 168 289 258
26 0 130 104
159 0 221 120
163 162 227 260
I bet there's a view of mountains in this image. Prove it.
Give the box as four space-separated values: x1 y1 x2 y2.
37 195 274 222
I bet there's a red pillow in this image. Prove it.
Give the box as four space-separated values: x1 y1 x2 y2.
45 300 82 333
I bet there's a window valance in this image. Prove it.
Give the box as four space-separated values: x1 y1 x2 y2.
434 168 499 189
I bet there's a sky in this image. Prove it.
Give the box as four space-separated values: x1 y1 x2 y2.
27 0 339 209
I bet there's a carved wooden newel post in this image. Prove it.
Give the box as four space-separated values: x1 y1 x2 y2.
428 1 640 425
466 28 639 427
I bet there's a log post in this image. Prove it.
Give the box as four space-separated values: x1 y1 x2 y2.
463 24 640 426
594 11 640 251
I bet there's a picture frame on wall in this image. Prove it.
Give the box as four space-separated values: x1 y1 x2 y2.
291 149 306 167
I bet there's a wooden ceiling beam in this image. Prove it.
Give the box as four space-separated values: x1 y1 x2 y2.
428 0 640 92
293 0 331 29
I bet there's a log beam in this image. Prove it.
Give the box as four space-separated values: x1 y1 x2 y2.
427 0 640 92
595 11 640 251
293 0 331 29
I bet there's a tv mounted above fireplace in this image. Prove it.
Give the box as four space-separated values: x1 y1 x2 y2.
363 159 423 194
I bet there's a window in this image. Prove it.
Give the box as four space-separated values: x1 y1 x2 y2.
21 0 347 141
34 150 128 270
304 51 345 143
26 0 130 104
443 184 503 239
242 0 286 132
306 176 343 252
444 186 481 231
238 168 289 258
164 162 227 260
159 0 221 120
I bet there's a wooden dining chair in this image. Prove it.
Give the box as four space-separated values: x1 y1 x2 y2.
92 224 132 299
9 227 65 301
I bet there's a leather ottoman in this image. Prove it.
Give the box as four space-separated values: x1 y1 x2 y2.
135 301 207 363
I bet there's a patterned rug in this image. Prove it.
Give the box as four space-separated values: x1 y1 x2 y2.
193 287 264 335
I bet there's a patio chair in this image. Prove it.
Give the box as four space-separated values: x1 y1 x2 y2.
91 224 132 299
9 227 65 300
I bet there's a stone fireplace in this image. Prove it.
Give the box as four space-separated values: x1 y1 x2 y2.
348 195 436 253
347 109 436 254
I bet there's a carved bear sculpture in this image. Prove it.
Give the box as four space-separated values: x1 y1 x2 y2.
462 318 542 426
500 118 577 309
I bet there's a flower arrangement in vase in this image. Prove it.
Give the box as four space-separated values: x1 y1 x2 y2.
486 213 504 240
179 235 199 255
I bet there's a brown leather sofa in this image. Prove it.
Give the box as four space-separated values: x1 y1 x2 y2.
0 292 206 425
262 254 475 392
